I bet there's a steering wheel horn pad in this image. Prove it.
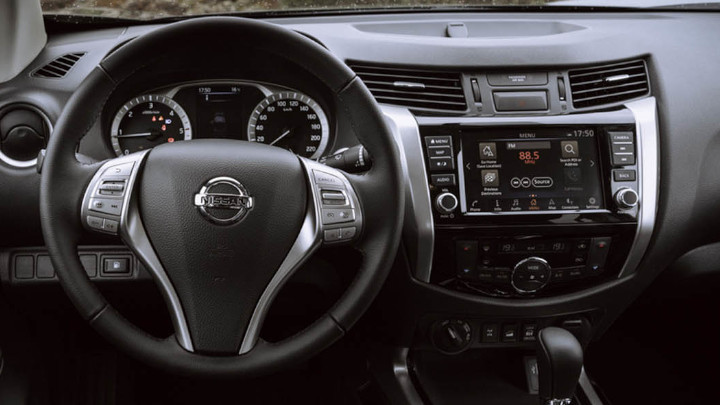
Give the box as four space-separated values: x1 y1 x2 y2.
40 17 403 377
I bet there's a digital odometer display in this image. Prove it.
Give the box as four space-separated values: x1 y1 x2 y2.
461 127 605 213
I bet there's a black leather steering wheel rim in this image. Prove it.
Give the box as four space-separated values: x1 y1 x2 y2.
39 17 404 377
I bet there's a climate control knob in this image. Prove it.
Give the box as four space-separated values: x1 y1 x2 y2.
614 187 639 210
511 257 551 294
435 192 458 214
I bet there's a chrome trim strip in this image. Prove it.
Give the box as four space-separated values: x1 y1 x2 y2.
0 104 53 168
117 152 195 352
239 157 363 354
619 97 658 277
392 348 425 404
238 183 322 354
382 106 435 283
415 110 635 127
578 368 603 405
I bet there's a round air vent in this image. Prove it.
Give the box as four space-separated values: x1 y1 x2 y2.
0 105 52 167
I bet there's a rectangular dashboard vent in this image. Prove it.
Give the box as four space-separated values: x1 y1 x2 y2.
348 63 467 112
569 60 649 108
32 52 86 79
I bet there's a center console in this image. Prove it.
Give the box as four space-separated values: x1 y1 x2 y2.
402 101 656 299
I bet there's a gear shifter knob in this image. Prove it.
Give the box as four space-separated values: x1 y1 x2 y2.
536 327 584 405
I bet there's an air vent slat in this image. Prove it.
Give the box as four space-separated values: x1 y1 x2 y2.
569 59 649 109
367 87 466 101
571 79 648 96
32 52 86 79
349 63 467 112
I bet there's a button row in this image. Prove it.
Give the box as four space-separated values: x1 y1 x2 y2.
424 136 455 172
12 252 135 282
481 322 537 343
609 131 636 166
86 215 119 233
323 227 357 242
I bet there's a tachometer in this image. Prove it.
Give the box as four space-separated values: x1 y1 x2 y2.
247 92 329 159
110 94 192 156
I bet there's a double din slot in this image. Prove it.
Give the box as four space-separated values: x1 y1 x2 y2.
421 124 640 222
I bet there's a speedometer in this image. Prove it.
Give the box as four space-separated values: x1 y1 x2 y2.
110 94 192 156
247 92 329 159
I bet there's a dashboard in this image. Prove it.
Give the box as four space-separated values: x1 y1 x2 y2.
1 9 720 402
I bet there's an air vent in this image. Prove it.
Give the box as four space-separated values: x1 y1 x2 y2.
569 60 649 108
349 63 467 112
32 53 86 79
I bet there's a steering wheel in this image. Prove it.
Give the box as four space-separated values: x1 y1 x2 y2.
39 17 403 377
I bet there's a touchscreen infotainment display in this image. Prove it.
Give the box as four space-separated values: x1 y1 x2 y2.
460 127 605 214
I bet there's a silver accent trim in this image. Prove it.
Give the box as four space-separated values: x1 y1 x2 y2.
238 158 362 354
392 348 425 404
435 192 458 214
193 176 254 225
81 152 195 352
0 104 52 168
382 106 435 283
393 81 426 89
578 368 604 405
619 97 658 277
511 256 551 294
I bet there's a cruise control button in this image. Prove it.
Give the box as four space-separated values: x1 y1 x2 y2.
322 208 355 225
87 216 104 230
103 162 134 177
323 228 343 241
103 219 119 233
90 198 123 216
340 227 357 240
313 170 345 187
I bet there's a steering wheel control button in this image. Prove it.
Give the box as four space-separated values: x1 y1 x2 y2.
90 198 123 216
103 219 119 233
86 215 105 230
321 190 348 206
103 162 134 177
323 228 343 241
102 257 130 275
340 227 357 240
312 170 345 187
322 208 355 225
98 180 126 196
511 257 551 294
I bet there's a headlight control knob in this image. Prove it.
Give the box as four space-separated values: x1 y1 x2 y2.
435 192 458 214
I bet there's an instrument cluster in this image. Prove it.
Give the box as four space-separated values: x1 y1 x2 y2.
109 81 331 159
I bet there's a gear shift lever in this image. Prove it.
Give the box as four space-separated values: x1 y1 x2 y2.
536 327 584 405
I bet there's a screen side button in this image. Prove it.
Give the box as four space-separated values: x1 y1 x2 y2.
431 174 456 186
613 169 636 181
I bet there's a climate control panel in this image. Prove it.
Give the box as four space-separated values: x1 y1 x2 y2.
452 236 614 296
